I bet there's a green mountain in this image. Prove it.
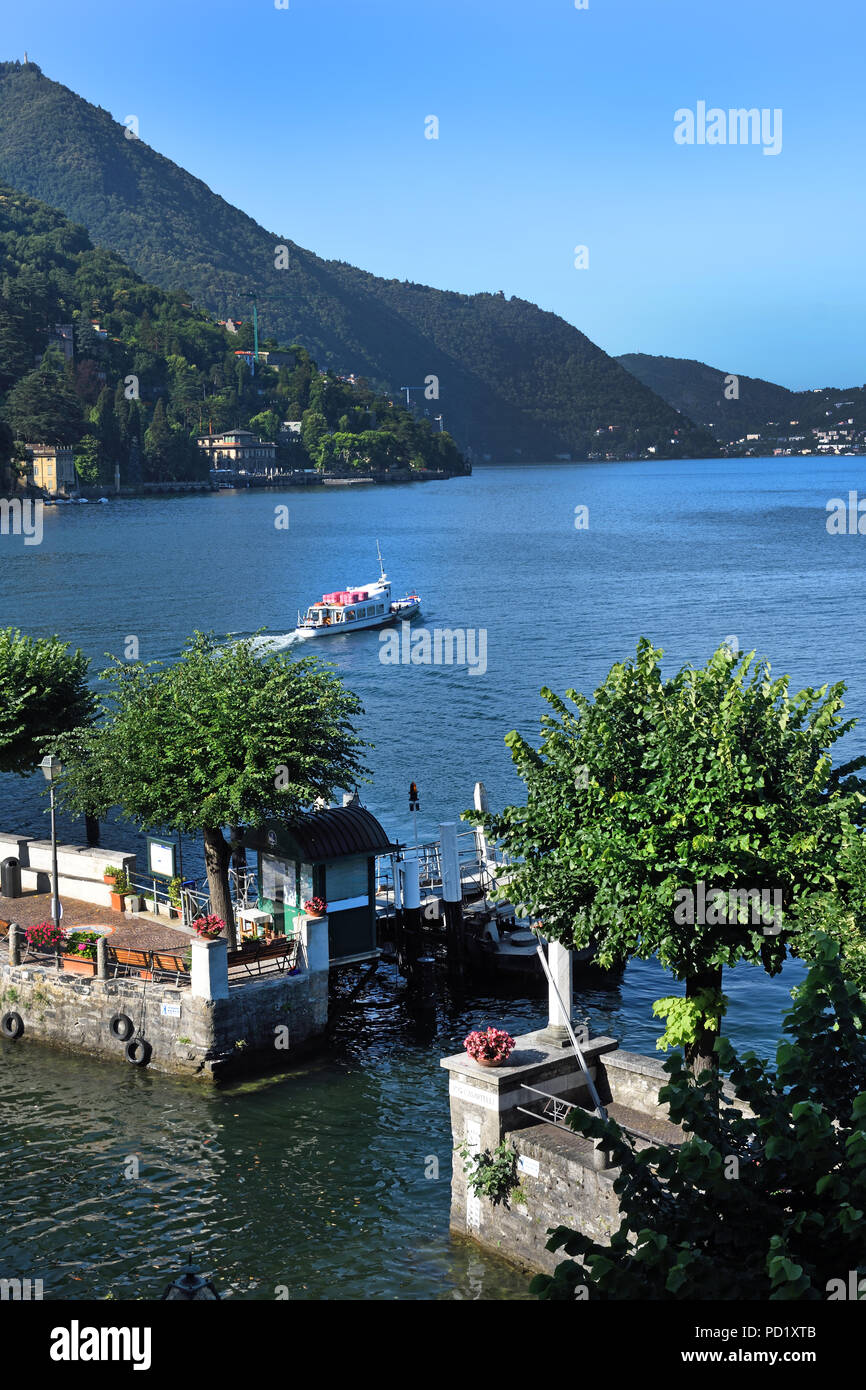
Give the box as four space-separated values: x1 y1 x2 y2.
0 182 468 487
0 59 715 463
618 352 866 448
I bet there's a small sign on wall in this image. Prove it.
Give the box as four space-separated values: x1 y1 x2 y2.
160 1001 181 1018
518 1154 539 1178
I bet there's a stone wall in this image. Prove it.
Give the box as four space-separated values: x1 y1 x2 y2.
0 834 136 909
442 1030 673 1276
0 920 331 1081
598 1047 671 1116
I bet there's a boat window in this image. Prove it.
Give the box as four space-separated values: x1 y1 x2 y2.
377 605 384 615
346 609 355 621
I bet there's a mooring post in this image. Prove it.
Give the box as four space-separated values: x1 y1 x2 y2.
537 940 573 1049
96 934 108 981
400 855 422 979
439 822 465 983
391 852 405 973
9 921 20 967
472 781 491 868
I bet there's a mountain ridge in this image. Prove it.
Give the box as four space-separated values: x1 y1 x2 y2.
618 352 866 449
0 59 714 462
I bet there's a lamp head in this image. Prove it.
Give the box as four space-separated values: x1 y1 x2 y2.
40 755 62 783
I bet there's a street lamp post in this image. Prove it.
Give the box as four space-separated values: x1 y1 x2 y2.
40 755 62 966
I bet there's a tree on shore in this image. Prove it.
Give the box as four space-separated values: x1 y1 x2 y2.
56 633 368 949
0 628 95 775
531 936 866 1301
469 640 866 1075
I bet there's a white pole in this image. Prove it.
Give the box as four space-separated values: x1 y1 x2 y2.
534 941 607 1120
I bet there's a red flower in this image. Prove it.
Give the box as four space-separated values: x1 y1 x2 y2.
463 1026 516 1063
191 914 225 940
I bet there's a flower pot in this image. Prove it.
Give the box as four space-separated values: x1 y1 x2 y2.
474 1055 505 1068
109 892 124 911
63 956 96 977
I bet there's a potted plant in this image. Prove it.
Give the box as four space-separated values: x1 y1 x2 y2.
63 930 100 976
303 896 327 917
24 920 65 956
168 877 183 919
103 864 120 887
107 866 130 912
191 914 225 941
463 1026 516 1068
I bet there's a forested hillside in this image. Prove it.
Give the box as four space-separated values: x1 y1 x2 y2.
0 60 715 462
0 183 467 487
619 352 866 446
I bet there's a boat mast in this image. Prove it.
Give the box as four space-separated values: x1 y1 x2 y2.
376 538 386 581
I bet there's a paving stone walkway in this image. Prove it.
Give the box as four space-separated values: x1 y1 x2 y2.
0 891 189 950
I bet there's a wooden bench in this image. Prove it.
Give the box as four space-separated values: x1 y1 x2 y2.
227 935 300 978
107 946 190 985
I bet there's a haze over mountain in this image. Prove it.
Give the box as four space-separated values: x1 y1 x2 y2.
0 60 714 463
618 353 866 447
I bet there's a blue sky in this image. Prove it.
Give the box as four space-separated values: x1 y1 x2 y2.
5 0 864 388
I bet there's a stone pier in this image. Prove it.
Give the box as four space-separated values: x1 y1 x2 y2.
0 917 331 1081
441 1032 678 1275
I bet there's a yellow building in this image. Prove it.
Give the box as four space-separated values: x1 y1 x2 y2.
26 444 77 496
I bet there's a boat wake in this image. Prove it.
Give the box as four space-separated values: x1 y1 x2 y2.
250 630 313 654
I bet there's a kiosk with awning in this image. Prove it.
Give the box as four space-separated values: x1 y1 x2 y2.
244 805 396 965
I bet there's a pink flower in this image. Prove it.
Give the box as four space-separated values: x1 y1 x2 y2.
192 914 225 940
463 1026 516 1063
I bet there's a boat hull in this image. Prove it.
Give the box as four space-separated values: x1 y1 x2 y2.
296 600 421 637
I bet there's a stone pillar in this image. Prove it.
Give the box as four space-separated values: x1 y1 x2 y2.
191 936 229 1001
537 940 573 1048
9 921 20 967
299 914 329 974
96 934 108 981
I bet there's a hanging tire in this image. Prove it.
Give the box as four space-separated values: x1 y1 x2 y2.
0 1011 23 1040
109 1013 135 1041
125 1038 152 1066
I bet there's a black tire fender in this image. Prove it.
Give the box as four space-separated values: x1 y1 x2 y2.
109 1013 135 1041
125 1037 152 1066
0 1011 24 1040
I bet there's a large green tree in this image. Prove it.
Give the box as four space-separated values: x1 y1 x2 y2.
471 641 866 1074
4 360 84 443
532 936 866 1301
0 628 95 775
57 633 368 948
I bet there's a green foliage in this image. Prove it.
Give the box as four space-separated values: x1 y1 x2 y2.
56 631 368 945
531 937 866 1300
0 628 95 775
619 352 866 448
5 359 84 444
469 640 866 1051
0 63 716 463
66 929 100 961
459 1140 524 1209
653 990 727 1052
0 180 464 486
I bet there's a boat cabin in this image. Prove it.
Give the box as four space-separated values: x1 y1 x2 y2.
304 584 390 629
244 805 396 964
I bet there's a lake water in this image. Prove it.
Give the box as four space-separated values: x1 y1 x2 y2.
1 456 862 1298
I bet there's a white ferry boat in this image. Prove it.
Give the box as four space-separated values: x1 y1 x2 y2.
295 545 421 638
